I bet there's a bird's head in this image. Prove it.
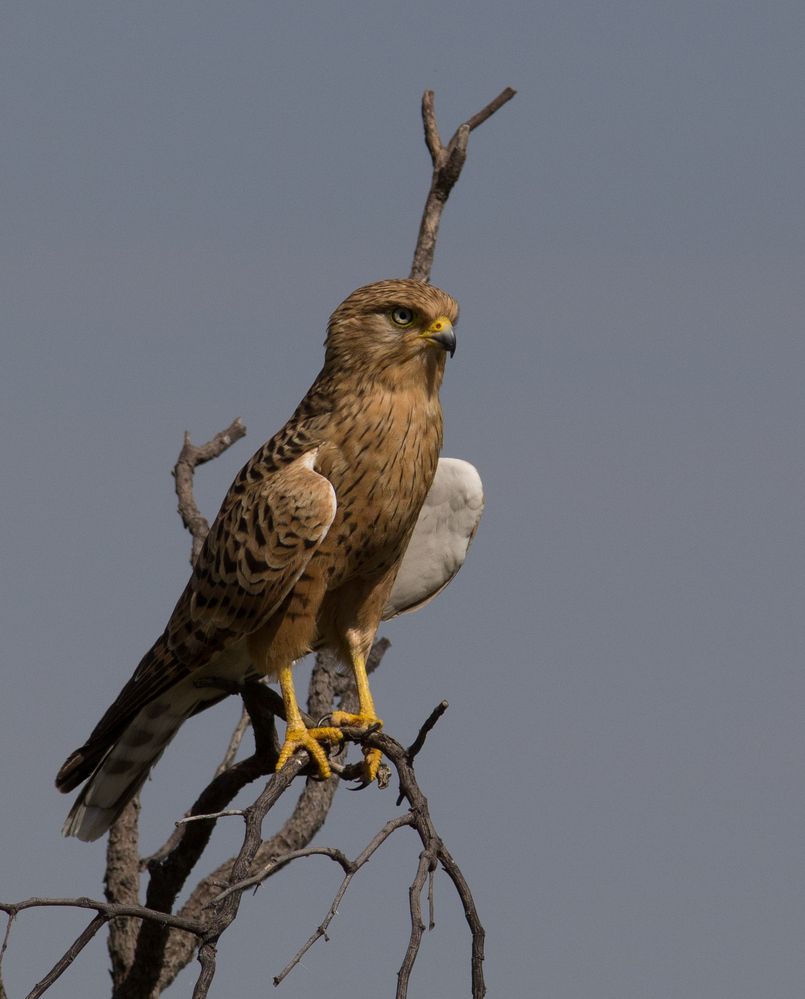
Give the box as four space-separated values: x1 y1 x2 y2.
324 279 458 387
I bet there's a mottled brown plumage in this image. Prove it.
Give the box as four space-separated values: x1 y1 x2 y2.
57 279 459 840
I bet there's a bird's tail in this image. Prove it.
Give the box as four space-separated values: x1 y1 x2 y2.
58 692 194 841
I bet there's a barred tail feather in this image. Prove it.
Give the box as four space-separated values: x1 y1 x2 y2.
61 697 189 841
62 762 155 841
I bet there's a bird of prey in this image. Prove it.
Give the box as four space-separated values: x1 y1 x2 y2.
56 279 478 842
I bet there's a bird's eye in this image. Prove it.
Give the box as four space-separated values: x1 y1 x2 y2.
391 307 415 328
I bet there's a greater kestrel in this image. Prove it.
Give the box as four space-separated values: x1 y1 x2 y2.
57 279 464 841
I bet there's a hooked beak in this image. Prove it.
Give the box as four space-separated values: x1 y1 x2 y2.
420 316 456 357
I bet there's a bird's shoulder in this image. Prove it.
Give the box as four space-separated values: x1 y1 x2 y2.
231 406 330 489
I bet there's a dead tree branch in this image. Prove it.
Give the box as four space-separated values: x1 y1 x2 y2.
368 727 487 999
0 898 205 999
105 797 142 985
173 417 247 564
272 814 415 986
3 681 482 998
410 86 516 282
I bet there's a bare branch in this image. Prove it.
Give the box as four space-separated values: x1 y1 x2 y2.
267 718 484 994
112 683 282 998
150 650 375 993
175 809 246 826
410 86 516 282
465 86 517 132
0 899 203 936
421 90 442 162
0 909 14 988
214 706 250 776
0 911 13 954
407 699 449 760
436 841 486 997
191 755 311 996
144 654 368 997
210 845 355 906
366 729 487 998
0 898 197 999
397 849 436 998
273 814 415 986
26 914 107 999
6 687 483 997
105 797 142 986
173 417 247 564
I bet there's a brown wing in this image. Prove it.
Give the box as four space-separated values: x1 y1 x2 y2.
56 449 336 792
168 447 336 658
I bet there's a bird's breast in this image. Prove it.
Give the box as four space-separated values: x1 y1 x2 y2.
316 387 443 582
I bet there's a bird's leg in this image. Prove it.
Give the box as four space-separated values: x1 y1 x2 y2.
275 661 343 777
330 652 384 781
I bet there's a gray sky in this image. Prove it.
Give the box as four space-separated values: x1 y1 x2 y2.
2 2 804 997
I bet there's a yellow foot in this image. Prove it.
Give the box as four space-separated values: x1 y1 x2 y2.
275 725 343 778
330 711 384 782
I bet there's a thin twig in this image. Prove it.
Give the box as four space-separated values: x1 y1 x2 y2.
0 898 202 935
176 809 246 826
271 705 483 993
214 706 251 775
407 699 449 760
209 846 354 906
466 87 517 131
191 755 311 997
273 814 415 987
26 914 107 999
366 729 487 998
421 90 442 161
173 417 247 564
398 849 434 999
436 842 486 997
0 911 14 968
